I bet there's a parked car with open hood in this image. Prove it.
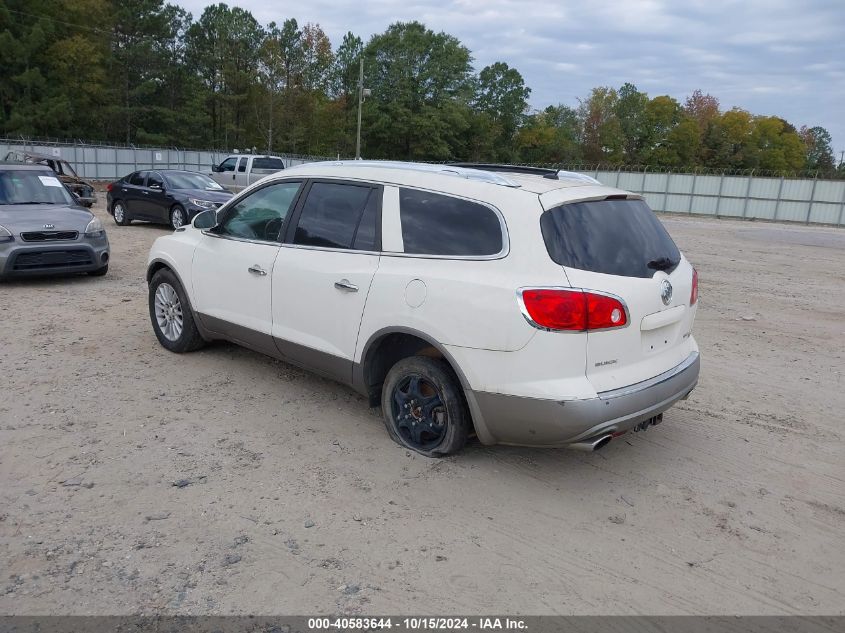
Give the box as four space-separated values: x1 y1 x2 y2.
107 169 233 230
0 163 110 278
4 150 97 207
145 161 699 457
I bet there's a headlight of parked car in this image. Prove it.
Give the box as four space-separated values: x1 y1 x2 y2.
189 198 217 209
84 217 105 238
0 224 13 243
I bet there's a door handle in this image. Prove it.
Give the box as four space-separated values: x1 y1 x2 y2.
334 279 358 292
248 265 267 276
142 191 149 195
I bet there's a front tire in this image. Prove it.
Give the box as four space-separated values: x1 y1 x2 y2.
170 205 186 230
381 356 470 457
148 268 205 353
112 201 130 226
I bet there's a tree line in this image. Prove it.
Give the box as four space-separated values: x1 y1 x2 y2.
0 0 839 174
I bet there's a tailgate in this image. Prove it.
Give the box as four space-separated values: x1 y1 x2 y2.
539 196 698 393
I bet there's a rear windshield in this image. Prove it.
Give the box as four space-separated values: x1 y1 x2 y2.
253 157 284 170
541 198 680 278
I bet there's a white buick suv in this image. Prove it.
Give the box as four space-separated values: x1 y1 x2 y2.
146 161 699 456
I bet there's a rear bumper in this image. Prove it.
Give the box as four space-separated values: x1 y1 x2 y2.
466 351 700 447
0 239 110 278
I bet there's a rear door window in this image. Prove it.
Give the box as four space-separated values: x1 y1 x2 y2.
352 191 380 251
399 188 503 257
541 198 681 278
293 182 375 250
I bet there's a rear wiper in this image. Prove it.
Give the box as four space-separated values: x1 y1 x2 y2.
647 257 678 271
8 201 54 205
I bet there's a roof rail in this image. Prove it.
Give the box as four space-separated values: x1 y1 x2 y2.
311 160 522 187
555 171 602 184
448 163 560 179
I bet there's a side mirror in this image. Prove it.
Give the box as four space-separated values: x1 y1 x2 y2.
193 209 218 230
211 164 220 173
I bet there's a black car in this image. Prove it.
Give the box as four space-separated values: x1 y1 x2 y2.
106 170 233 229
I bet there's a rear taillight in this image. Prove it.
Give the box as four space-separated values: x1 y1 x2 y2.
587 292 629 330
106 183 113 192
518 288 628 332
690 268 698 305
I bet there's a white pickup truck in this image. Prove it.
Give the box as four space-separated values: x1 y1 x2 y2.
209 154 286 191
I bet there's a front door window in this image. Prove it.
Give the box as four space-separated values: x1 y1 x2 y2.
216 182 302 242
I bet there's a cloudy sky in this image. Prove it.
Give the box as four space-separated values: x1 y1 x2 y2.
181 0 845 158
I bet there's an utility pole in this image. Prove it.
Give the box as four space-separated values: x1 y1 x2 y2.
355 57 364 160
355 58 372 160
268 85 273 153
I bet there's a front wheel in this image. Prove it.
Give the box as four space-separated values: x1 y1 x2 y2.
112 201 130 226
148 268 205 353
381 356 470 457
170 205 186 230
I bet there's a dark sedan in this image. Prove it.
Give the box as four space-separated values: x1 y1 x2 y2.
106 170 233 229
0 164 110 279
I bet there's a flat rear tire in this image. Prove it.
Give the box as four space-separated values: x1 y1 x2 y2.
381 356 469 457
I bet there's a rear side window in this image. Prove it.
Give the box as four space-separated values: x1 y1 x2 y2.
253 157 285 170
399 188 503 257
294 182 374 250
541 198 681 278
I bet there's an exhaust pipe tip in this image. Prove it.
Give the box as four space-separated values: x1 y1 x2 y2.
569 433 613 452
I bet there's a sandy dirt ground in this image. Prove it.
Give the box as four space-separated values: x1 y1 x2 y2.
1 200 843 616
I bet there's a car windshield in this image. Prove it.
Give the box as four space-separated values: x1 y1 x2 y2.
164 172 224 191
0 170 75 206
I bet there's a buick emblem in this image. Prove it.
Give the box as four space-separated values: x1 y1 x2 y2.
660 279 673 306
43 223 55 229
